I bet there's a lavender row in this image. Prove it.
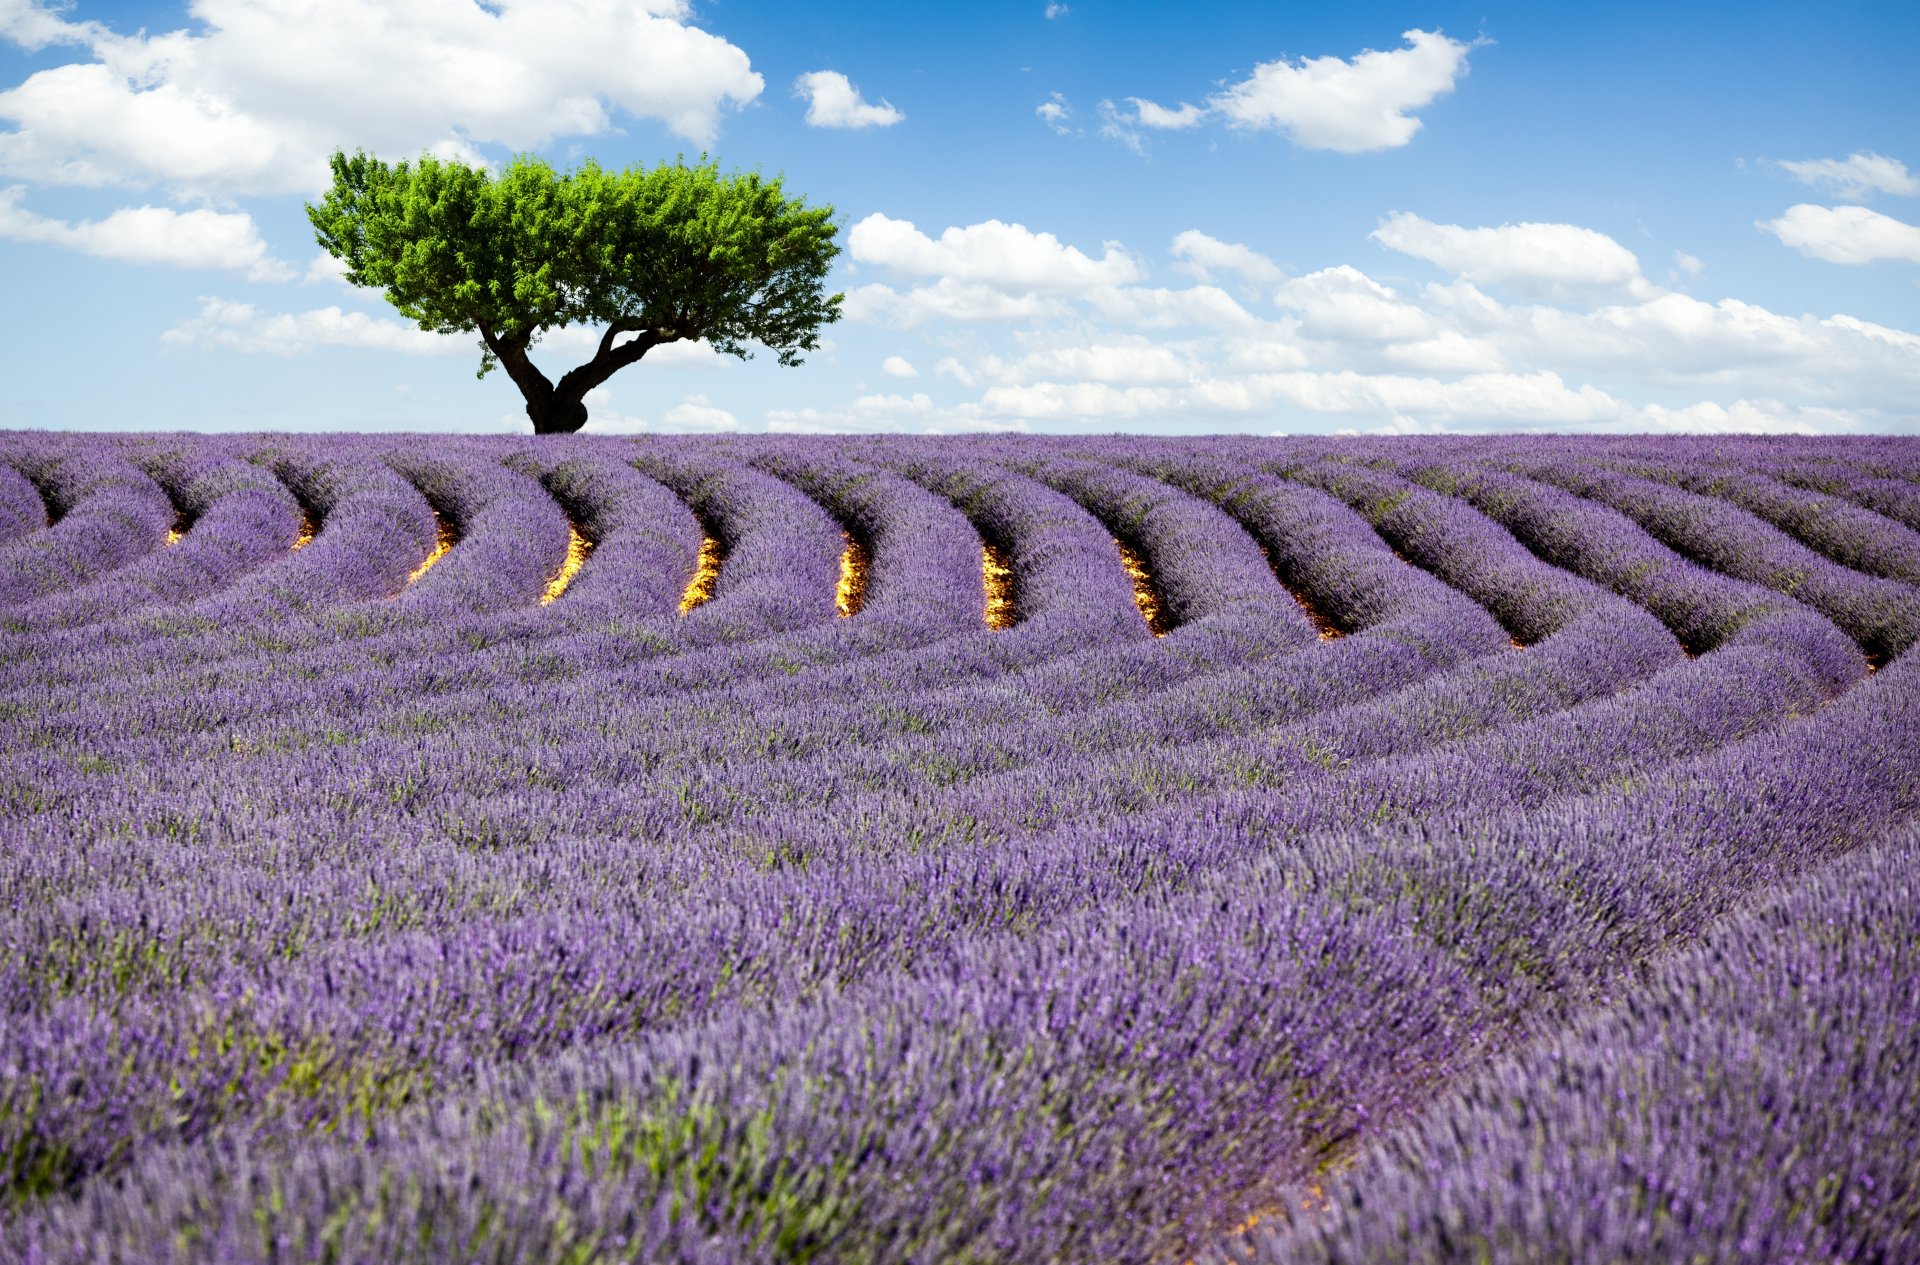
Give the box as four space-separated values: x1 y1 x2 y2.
0 444 174 611
0 467 1853 1202
11 630 1916 1263
1490 454 1920 664
1232 818 1920 1265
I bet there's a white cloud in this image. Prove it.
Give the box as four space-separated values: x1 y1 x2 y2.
0 0 103 50
160 297 458 354
1775 152 1919 201
1276 265 1436 342
798 202 1920 435
1206 29 1476 152
1636 398 1868 435
1371 211 1642 296
663 393 740 431
881 354 918 378
1036 91 1073 135
1759 203 1920 265
1128 98 1207 130
303 251 349 286
1045 2 1068 18
1169 229 1284 290
848 213 1142 290
0 0 763 197
1083 283 1260 331
0 185 292 279
793 70 903 129
1673 250 1704 277
844 279 1072 328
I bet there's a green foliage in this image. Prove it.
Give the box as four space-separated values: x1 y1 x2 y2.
307 151 842 432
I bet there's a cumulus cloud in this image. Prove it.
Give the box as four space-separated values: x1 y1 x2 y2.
160 297 459 354
663 393 741 431
794 70 903 129
1120 29 1477 154
1276 265 1436 342
0 185 292 279
808 202 1920 433
1371 211 1642 296
0 0 763 197
1169 229 1284 290
1759 203 1920 265
1128 98 1207 130
881 355 918 378
848 213 1142 290
844 279 1072 328
1775 151 1919 201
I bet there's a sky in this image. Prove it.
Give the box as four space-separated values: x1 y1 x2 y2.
1 0 1917 436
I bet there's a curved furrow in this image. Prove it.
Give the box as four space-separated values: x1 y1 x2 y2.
744 448 985 635
459 448 695 620
4 454 304 631
835 532 869 618
0 449 439 689
1397 462 1861 693
1008 453 1322 649
1752 455 1920 535
539 519 592 606
381 448 580 614
982 542 1016 629
679 529 723 612
1499 456 1920 668
1615 456 1920 586
635 447 844 637
0 445 174 612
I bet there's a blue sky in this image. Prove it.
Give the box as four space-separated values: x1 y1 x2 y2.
2 0 1917 434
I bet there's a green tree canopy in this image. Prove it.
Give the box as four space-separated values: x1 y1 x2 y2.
307 151 841 434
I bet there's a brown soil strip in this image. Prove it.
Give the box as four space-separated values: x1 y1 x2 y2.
680 534 724 613
405 512 456 585
164 510 191 547
982 543 1017 631
540 520 594 606
1116 537 1172 637
835 531 871 619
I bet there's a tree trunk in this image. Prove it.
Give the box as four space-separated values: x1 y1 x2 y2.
525 392 589 435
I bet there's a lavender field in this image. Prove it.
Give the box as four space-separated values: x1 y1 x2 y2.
1 430 1916 1264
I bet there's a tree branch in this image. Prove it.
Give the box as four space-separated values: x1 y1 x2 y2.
555 331 673 402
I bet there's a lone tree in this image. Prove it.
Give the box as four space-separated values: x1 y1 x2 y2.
307 151 841 434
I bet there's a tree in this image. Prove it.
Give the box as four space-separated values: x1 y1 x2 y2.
307 151 842 434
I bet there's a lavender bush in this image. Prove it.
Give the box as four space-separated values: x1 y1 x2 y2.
0 430 1915 1264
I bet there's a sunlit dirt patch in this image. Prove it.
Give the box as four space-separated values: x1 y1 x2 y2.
680 534 724 613
982 543 1017 631
1189 1183 1333 1264
291 509 318 551
405 512 456 585
540 520 594 606
1115 537 1172 637
836 531 870 619
164 510 191 547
